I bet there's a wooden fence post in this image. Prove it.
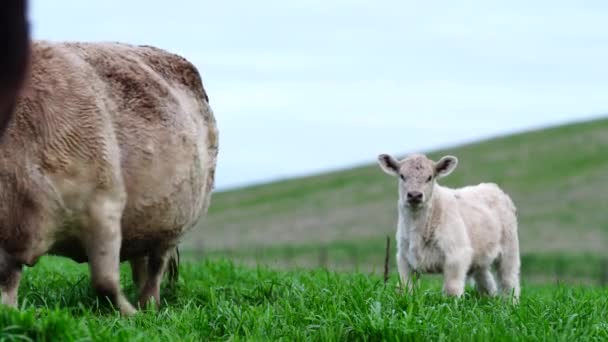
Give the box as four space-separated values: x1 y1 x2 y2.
600 258 608 287
554 256 564 284
194 238 205 260
384 236 390 284
318 246 328 269
284 246 294 267
349 246 359 271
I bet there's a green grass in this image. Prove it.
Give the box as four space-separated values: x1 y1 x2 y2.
1 257 607 341
182 117 608 276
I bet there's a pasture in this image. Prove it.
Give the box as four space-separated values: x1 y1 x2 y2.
183 117 608 283
3 1 607 339
1 118 608 340
1 257 607 341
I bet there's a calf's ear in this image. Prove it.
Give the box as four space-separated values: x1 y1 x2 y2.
377 154 400 177
434 155 458 178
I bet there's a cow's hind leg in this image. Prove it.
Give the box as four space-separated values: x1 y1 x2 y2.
0 253 22 307
84 193 136 316
131 247 179 304
137 249 171 310
166 246 180 288
130 256 148 294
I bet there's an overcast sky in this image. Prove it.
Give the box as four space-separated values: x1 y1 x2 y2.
30 1 608 190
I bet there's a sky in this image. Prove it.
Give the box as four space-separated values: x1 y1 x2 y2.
29 0 608 190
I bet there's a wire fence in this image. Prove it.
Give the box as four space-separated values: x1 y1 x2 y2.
185 238 608 286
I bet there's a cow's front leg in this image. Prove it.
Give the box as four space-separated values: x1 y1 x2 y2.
0 253 22 307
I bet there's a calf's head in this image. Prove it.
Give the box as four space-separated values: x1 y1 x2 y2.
377 153 458 210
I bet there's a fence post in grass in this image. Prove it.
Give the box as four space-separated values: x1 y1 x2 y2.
254 247 262 265
384 235 390 284
285 245 294 268
554 255 564 284
318 246 328 269
600 258 608 287
226 247 234 262
195 238 205 260
347 245 358 271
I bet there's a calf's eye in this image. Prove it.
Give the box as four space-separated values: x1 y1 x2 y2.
426 175 432 182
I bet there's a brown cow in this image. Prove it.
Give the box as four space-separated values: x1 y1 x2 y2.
0 41 219 315
0 0 30 137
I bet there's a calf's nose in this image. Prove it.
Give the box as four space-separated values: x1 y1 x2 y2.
407 191 423 203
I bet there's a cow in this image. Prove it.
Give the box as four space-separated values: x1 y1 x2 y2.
377 153 520 301
0 40 219 315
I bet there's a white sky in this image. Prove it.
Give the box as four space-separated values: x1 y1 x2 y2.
30 0 608 190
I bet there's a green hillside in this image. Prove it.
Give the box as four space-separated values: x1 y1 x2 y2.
3 119 608 340
183 117 608 278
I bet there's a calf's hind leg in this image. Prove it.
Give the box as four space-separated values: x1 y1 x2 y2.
84 193 136 316
497 234 521 302
497 251 520 302
472 267 497 296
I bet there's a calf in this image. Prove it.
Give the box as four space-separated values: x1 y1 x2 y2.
377 153 520 300
0 41 219 315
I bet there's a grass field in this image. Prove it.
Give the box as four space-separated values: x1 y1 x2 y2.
2 118 608 340
1 257 607 341
181 117 608 281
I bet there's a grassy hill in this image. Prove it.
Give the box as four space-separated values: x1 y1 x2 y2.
182 117 608 279
2 118 608 341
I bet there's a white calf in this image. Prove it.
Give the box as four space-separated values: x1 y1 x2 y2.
378 153 520 300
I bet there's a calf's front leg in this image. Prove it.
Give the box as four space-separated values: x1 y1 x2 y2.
442 248 472 297
396 251 416 293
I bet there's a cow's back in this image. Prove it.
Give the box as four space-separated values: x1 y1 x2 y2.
2 41 218 263
64 42 219 258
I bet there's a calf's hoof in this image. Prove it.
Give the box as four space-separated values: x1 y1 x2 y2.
443 283 464 297
119 301 138 316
